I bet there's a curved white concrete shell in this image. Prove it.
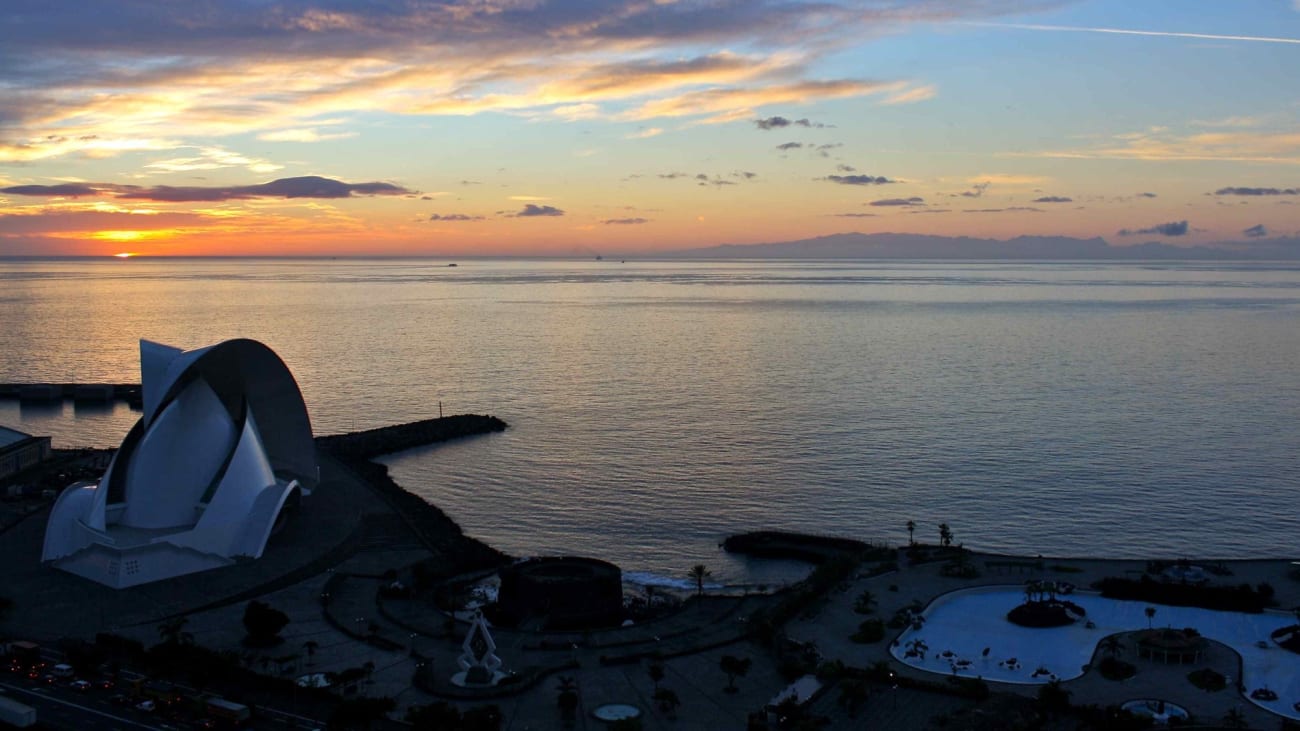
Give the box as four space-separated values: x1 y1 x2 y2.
42 339 318 588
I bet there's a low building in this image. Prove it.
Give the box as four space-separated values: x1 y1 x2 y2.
0 426 52 481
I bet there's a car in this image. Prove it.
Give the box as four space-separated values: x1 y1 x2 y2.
70 680 92 691
136 699 156 712
97 678 115 690
110 693 132 706
40 673 56 684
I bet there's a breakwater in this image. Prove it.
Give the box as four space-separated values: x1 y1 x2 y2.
315 413 507 460
317 414 510 573
723 530 874 564
0 382 141 405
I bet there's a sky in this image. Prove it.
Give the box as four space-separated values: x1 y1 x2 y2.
0 0 1298 257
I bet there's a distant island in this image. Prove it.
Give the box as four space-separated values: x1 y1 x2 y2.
664 232 1300 260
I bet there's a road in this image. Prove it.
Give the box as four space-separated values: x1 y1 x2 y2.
0 678 319 731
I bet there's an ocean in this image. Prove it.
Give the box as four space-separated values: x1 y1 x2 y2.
2 258 1298 586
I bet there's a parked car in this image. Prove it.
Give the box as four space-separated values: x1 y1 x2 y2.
136 700 156 712
70 680 91 692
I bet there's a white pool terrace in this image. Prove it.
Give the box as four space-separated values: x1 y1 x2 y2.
890 586 1300 719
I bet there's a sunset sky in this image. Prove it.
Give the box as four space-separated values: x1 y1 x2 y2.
1 0 1298 256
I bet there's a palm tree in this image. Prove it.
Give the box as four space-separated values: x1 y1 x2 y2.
1100 636 1123 658
556 676 579 725
1222 706 1248 729
1145 606 1156 629
647 661 665 691
938 523 953 548
303 640 319 667
719 655 751 693
906 520 915 545
853 590 877 615
157 617 193 646
688 564 711 597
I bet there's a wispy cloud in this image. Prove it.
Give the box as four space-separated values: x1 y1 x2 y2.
601 217 649 225
821 174 895 186
882 83 937 106
1215 187 1300 196
971 22 1300 45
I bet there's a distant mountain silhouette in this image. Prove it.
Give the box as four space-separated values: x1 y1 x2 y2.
666 232 1300 260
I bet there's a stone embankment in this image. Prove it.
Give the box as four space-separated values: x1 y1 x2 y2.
316 414 510 573
723 530 873 564
0 382 142 405
315 414 507 459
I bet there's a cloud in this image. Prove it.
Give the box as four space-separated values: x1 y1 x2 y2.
870 197 925 207
2 176 410 202
1117 220 1189 237
513 204 564 217
257 128 357 143
115 176 410 202
823 175 894 186
657 172 689 179
970 22 1300 46
831 213 877 218
0 2 1072 163
1027 129 1300 165
601 217 648 225
1214 187 1300 196
776 142 803 150
626 127 663 139
882 84 937 106
970 173 1052 186
961 207 1044 213
1 183 99 197
1243 224 1268 238
1033 196 1073 203
428 213 483 222
836 164 856 173
960 182 990 198
754 116 828 131
1138 192 1158 198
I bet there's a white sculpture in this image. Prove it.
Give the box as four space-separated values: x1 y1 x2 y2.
453 611 505 686
42 339 317 588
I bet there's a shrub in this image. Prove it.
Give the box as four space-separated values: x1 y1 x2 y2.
1094 575 1267 613
1097 656 1136 681
1006 600 1086 628
851 619 885 644
1188 668 1227 692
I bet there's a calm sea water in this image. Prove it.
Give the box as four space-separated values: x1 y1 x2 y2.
2 258 1298 586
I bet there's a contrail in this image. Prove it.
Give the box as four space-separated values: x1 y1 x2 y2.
966 22 1300 46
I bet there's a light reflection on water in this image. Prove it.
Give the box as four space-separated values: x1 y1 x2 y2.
1 258 1298 584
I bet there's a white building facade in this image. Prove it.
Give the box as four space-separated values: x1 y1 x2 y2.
42 339 318 588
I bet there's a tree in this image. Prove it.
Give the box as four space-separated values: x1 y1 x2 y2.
157 617 193 646
242 600 289 647
853 590 877 615
556 675 579 725
1144 606 1156 629
303 640 319 666
1222 706 1248 729
328 697 395 731
938 523 953 548
719 655 751 693
647 660 665 691
653 687 680 718
1037 679 1071 714
688 564 711 597
1100 635 1123 657
906 520 915 545
838 677 870 717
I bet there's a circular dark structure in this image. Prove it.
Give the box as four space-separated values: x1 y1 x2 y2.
496 557 623 630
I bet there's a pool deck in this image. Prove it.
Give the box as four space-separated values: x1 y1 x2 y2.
785 550 1300 728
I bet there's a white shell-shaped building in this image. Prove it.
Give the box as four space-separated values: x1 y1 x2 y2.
43 339 318 588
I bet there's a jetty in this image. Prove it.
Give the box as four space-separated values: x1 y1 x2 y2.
0 382 142 406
